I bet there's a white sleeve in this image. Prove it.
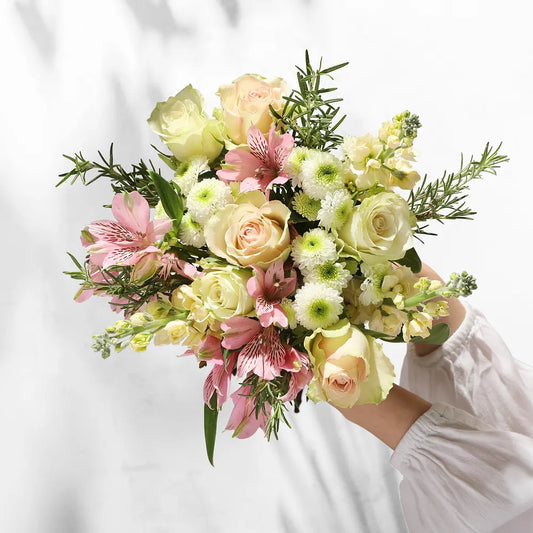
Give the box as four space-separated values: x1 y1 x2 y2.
391 403 533 533
400 302 533 438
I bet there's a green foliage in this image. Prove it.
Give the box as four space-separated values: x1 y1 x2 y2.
270 50 348 151
395 248 422 273
204 394 218 467
150 170 184 231
57 144 161 207
409 143 509 235
64 253 188 315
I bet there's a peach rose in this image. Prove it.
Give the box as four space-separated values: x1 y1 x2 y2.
218 74 288 145
204 191 291 269
305 319 395 408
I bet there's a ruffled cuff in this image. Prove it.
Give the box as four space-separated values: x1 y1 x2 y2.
390 403 533 533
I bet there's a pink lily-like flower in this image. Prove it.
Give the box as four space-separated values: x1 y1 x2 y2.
200 336 237 409
281 349 313 402
217 125 294 196
158 252 203 281
246 261 297 327
221 317 301 381
83 192 172 269
225 385 271 439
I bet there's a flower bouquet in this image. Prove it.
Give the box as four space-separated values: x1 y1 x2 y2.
59 52 507 464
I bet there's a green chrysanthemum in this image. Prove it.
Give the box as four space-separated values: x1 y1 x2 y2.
292 191 321 221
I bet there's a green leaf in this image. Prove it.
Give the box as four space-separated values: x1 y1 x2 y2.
204 394 218 467
363 321 450 345
411 322 450 345
149 170 184 231
396 248 422 273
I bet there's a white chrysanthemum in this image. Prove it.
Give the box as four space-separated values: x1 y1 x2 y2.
317 189 353 230
173 156 209 196
186 178 232 225
300 151 346 199
292 191 321 221
294 283 343 330
179 213 206 247
154 200 169 220
291 228 338 271
305 261 352 292
285 147 311 184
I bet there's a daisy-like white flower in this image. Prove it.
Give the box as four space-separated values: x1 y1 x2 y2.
186 178 232 225
299 151 345 200
294 283 343 330
292 191 321 221
178 213 206 247
291 228 337 271
317 189 353 230
173 156 209 196
305 261 352 292
285 146 311 183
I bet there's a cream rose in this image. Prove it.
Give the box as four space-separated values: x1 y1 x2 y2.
218 74 288 145
204 191 291 269
338 192 415 264
190 265 254 322
305 319 395 408
148 85 224 163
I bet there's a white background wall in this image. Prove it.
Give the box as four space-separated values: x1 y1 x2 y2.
1 1 532 532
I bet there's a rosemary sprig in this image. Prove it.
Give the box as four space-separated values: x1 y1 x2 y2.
270 50 348 151
56 144 161 207
409 143 509 235
64 253 188 314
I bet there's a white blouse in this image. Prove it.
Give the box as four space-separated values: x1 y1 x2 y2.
394 303 533 532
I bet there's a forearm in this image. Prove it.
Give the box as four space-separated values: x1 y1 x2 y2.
336 384 431 449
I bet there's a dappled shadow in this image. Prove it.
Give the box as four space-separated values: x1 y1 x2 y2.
217 0 240 27
14 0 57 63
124 0 192 37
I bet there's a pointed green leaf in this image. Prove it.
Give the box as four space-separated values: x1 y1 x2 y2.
396 247 422 273
204 394 218 467
411 322 450 345
149 170 184 231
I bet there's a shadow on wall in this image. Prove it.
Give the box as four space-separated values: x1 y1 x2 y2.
14 0 57 63
124 0 193 36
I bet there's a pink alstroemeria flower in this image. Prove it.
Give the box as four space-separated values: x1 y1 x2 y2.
221 317 301 381
246 261 297 327
200 336 237 409
281 349 313 402
217 125 294 196
225 385 271 439
83 192 172 269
